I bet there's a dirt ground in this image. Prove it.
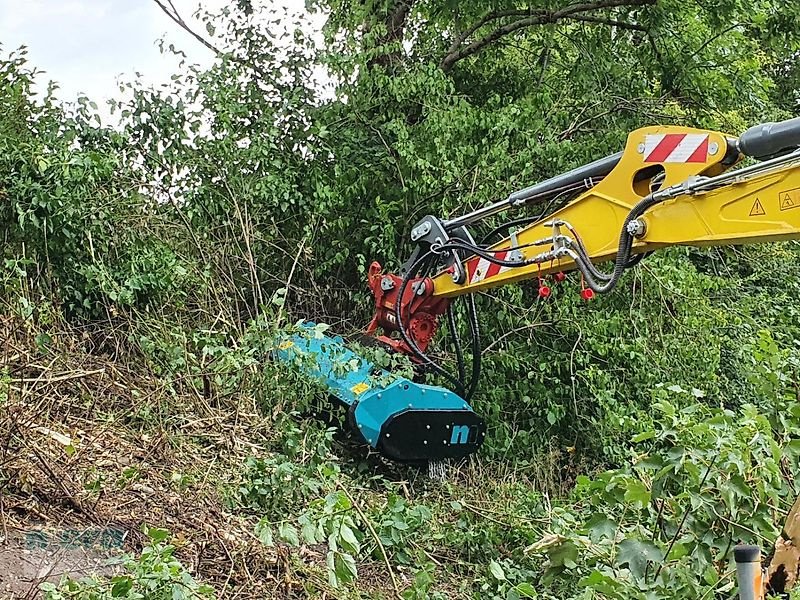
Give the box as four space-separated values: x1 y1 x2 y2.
0 316 294 598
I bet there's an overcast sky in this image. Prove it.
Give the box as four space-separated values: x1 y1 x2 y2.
0 0 314 112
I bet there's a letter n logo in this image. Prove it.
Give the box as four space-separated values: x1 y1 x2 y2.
450 425 471 445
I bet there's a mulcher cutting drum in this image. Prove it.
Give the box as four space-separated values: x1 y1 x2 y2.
275 324 485 462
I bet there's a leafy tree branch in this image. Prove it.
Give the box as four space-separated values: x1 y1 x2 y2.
152 0 222 56
440 0 656 71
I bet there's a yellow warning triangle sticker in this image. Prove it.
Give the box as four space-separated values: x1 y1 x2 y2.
749 197 766 216
781 193 795 210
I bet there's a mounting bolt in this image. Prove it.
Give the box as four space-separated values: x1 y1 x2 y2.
423 440 428 445
380 276 395 291
385 433 390 437
637 142 645 154
709 141 719 155
411 222 432 241
426 425 431 429
377 393 382 399
626 219 646 238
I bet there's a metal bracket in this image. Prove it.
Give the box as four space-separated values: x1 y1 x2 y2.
401 215 475 285
507 229 525 263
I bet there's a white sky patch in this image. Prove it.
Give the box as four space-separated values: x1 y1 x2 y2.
0 0 323 119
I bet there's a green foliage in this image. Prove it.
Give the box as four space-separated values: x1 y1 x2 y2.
4 0 800 597
41 527 215 600
239 421 340 516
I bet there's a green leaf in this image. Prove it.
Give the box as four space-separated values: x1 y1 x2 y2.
547 541 578 569
111 576 132 596
278 522 300 546
328 550 357 587
615 538 662 580
339 523 360 554
489 560 506 580
256 521 274 546
146 527 170 543
623 480 651 508
514 582 537 598
585 514 616 541
631 430 655 443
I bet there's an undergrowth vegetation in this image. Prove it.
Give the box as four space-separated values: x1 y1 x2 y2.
2 0 800 598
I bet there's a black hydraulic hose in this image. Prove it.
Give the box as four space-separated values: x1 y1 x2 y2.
435 241 544 268
561 225 613 282
395 251 466 394
446 304 467 388
573 192 663 293
480 215 543 245
436 191 663 293
478 187 583 245
464 294 481 402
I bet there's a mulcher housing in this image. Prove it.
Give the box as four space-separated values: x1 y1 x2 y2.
275 324 485 462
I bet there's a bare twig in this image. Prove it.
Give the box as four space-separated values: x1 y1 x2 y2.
482 322 551 353
11 368 105 384
275 237 308 331
653 456 716 581
338 485 402 600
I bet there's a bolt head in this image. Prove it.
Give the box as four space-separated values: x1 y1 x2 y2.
709 141 719 155
637 142 645 154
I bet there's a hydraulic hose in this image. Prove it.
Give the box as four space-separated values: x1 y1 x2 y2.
570 192 662 293
395 251 466 394
464 294 481 401
446 304 467 387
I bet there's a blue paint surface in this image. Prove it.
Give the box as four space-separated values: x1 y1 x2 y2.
274 323 476 449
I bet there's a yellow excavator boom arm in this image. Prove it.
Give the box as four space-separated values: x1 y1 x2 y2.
430 123 800 298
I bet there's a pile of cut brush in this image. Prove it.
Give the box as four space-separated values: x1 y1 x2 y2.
0 315 297 598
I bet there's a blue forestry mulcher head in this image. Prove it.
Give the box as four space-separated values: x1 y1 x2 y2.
275 323 485 463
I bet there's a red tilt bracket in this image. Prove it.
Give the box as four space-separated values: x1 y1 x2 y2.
365 262 450 358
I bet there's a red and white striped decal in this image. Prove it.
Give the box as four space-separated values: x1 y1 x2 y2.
469 251 512 284
643 133 709 163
